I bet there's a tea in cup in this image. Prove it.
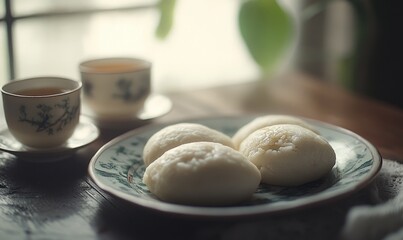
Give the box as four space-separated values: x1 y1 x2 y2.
79 57 151 120
1 76 82 148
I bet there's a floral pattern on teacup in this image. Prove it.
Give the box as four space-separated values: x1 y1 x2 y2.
113 78 150 102
18 98 79 135
82 80 93 97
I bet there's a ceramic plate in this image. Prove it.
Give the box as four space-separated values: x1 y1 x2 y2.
0 116 99 162
83 94 172 129
88 116 382 217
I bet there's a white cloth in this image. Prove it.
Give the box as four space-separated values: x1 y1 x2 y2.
341 159 403 240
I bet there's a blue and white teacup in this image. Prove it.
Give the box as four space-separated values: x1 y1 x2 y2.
1 76 82 148
79 57 151 121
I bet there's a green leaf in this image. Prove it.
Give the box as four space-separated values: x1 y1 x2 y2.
155 0 176 40
238 0 294 76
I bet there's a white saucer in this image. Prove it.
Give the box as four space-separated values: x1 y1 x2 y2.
82 94 172 130
0 116 100 162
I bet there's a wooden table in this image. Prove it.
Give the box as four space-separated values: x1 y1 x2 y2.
1 72 403 239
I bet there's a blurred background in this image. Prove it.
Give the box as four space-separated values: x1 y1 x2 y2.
1 0 401 108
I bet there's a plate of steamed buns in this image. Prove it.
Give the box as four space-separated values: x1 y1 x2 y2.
88 115 382 217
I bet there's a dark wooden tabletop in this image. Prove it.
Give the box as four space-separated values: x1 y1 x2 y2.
1 72 403 240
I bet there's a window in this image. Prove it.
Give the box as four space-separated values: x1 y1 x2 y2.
1 0 259 92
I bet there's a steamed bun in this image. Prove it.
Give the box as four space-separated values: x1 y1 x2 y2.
143 142 261 206
232 115 318 149
143 123 234 166
239 124 336 186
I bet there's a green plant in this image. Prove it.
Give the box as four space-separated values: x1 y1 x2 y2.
238 0 294 77
155 0 294 77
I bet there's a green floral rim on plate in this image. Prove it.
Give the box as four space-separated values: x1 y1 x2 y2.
88 116 382 217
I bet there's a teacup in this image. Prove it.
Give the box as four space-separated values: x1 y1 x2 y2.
1 76 82 149
79 57 151 120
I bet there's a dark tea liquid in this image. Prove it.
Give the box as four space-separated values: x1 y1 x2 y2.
89 63 140 73
16 87 66 96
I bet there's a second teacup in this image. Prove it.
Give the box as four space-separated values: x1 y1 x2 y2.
79 57 151 120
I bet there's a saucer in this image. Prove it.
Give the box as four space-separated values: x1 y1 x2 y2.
0 116 100 162
82 94 172 130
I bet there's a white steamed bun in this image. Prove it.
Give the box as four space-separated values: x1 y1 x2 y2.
143 123 234 166
232 115 318 149
143 142 261 206
239 124 336 186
